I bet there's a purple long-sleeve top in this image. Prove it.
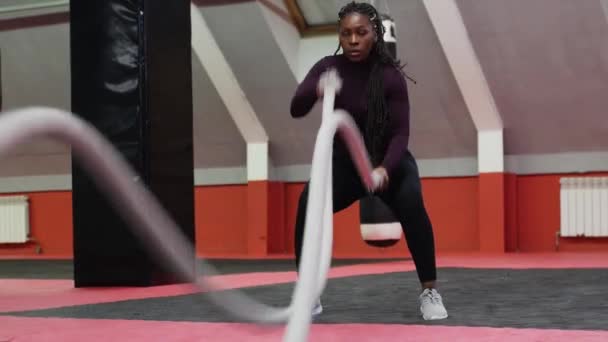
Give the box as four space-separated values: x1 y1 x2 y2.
290 54 410 176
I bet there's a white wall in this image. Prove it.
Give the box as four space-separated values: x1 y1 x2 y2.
296 34 338 82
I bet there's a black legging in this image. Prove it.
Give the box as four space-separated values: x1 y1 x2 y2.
294 150 437 283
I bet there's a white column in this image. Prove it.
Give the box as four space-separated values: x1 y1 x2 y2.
247 142 269 181
478 129 504 173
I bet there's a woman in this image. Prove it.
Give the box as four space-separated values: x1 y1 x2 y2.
289 1 448 320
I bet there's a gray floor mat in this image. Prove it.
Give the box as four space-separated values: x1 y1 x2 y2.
5 268 608 331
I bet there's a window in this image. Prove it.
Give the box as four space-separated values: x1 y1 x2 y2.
284 0 350 36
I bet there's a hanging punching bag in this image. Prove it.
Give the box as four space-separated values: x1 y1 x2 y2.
381 14 397 58
359 13 402 248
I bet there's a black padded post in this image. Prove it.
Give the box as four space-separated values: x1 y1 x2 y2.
70 0 195 286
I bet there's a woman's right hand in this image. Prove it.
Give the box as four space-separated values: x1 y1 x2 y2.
371 167 389 192
317 68 342 97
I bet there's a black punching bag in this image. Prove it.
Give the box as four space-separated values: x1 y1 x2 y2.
381 14 397 59
359 13 402 248
70 0 195 287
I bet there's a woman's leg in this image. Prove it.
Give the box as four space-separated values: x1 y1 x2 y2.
293 157 366 271
379 151 436 286
378 151 447 320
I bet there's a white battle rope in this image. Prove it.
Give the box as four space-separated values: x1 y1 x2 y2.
284 69 383 341
0 70 380 342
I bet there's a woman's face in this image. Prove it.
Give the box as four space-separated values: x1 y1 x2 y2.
339 12 376 62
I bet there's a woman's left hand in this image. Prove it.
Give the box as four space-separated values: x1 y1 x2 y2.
372 166 389 192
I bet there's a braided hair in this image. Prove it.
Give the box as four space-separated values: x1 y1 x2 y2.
335 1 414 166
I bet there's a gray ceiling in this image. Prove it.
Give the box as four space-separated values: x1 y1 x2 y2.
388 0 477 158
457 0 608 154
191 53 246 168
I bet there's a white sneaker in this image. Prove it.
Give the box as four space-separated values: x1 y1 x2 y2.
419 288 448 320
312 299 323 317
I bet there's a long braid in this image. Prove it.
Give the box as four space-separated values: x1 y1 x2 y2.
335 1 414 166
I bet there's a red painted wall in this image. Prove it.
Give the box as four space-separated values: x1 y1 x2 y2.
281 177 479 258
505 174 519 252
2 173 608 258
516 173 608 252
195 185 248 256
0 192 73 257
426 177 479 253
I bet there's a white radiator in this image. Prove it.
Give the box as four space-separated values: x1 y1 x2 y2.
0 195 30 243
560 177 608 237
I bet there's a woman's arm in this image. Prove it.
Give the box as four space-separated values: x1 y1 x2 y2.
381 69 411 175
290 57 330 118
